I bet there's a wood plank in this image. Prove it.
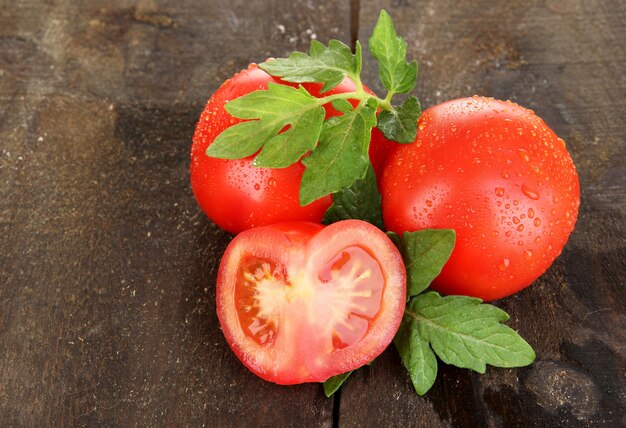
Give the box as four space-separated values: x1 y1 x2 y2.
340 0 625 426
0 1 352 426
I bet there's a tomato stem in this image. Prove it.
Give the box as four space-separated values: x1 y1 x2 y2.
316 91 394 112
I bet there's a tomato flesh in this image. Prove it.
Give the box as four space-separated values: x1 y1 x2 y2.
216 220 406 384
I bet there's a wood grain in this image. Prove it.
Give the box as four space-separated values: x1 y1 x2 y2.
345 1 626 427
0 1 350 426
0 0 624 427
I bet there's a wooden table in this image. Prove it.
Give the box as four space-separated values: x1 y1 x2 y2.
1 1 624 426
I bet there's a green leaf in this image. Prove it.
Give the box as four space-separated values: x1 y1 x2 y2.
377 96 421 143
204 121 270 159
355 40 363 76
300 103 376 205
394 229 456 298
323 371 353 397
369 10 417 95
394 313 438 395
259 39 359 93
331 99 353 113
206 83 325 168
405 292 536 374
323 165 383 229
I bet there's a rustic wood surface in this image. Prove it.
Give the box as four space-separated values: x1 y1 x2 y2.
0 0 624 427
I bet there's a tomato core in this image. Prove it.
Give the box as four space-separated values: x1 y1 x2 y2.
233 246 385 352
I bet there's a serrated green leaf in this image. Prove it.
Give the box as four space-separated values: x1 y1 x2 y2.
205 121 274 159
331 99 353 113
207 83 325 168
259 39 358 93
369 10 417 95
396 229 456 298
365 97 379 110
253 107 325 167
323 165 383 229
300 104 376 205
394 312 438 395
355 40 363 76
378 96 421 143
323 371 352 397
405 292 536 374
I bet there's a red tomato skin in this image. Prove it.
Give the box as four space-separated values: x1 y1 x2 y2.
381 96 580 301
216 220 406 385
191 64 392 234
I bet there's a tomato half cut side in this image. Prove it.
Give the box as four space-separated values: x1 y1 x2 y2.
216 220 406 385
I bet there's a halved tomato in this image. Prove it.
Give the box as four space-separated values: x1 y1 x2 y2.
216 220 406 384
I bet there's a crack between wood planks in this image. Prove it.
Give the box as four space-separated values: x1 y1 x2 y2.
332 386 342 428
350 0 360 51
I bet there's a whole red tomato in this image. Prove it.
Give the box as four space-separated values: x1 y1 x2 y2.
381 96 580 301
216 220 406 384
191 64 392 234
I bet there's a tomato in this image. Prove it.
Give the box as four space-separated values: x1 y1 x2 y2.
216 220 406 384
191 64 392 234
381 96 580 301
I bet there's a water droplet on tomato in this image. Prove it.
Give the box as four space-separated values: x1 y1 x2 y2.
501 170 510 179
498 259 510 271
522 184 539 200
512 216 520 224
517 224 524 232
495 187 505 197
517 149 531 162
254 183 261 191
534 218 541 227
528 208 535 218
524 249 533 260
